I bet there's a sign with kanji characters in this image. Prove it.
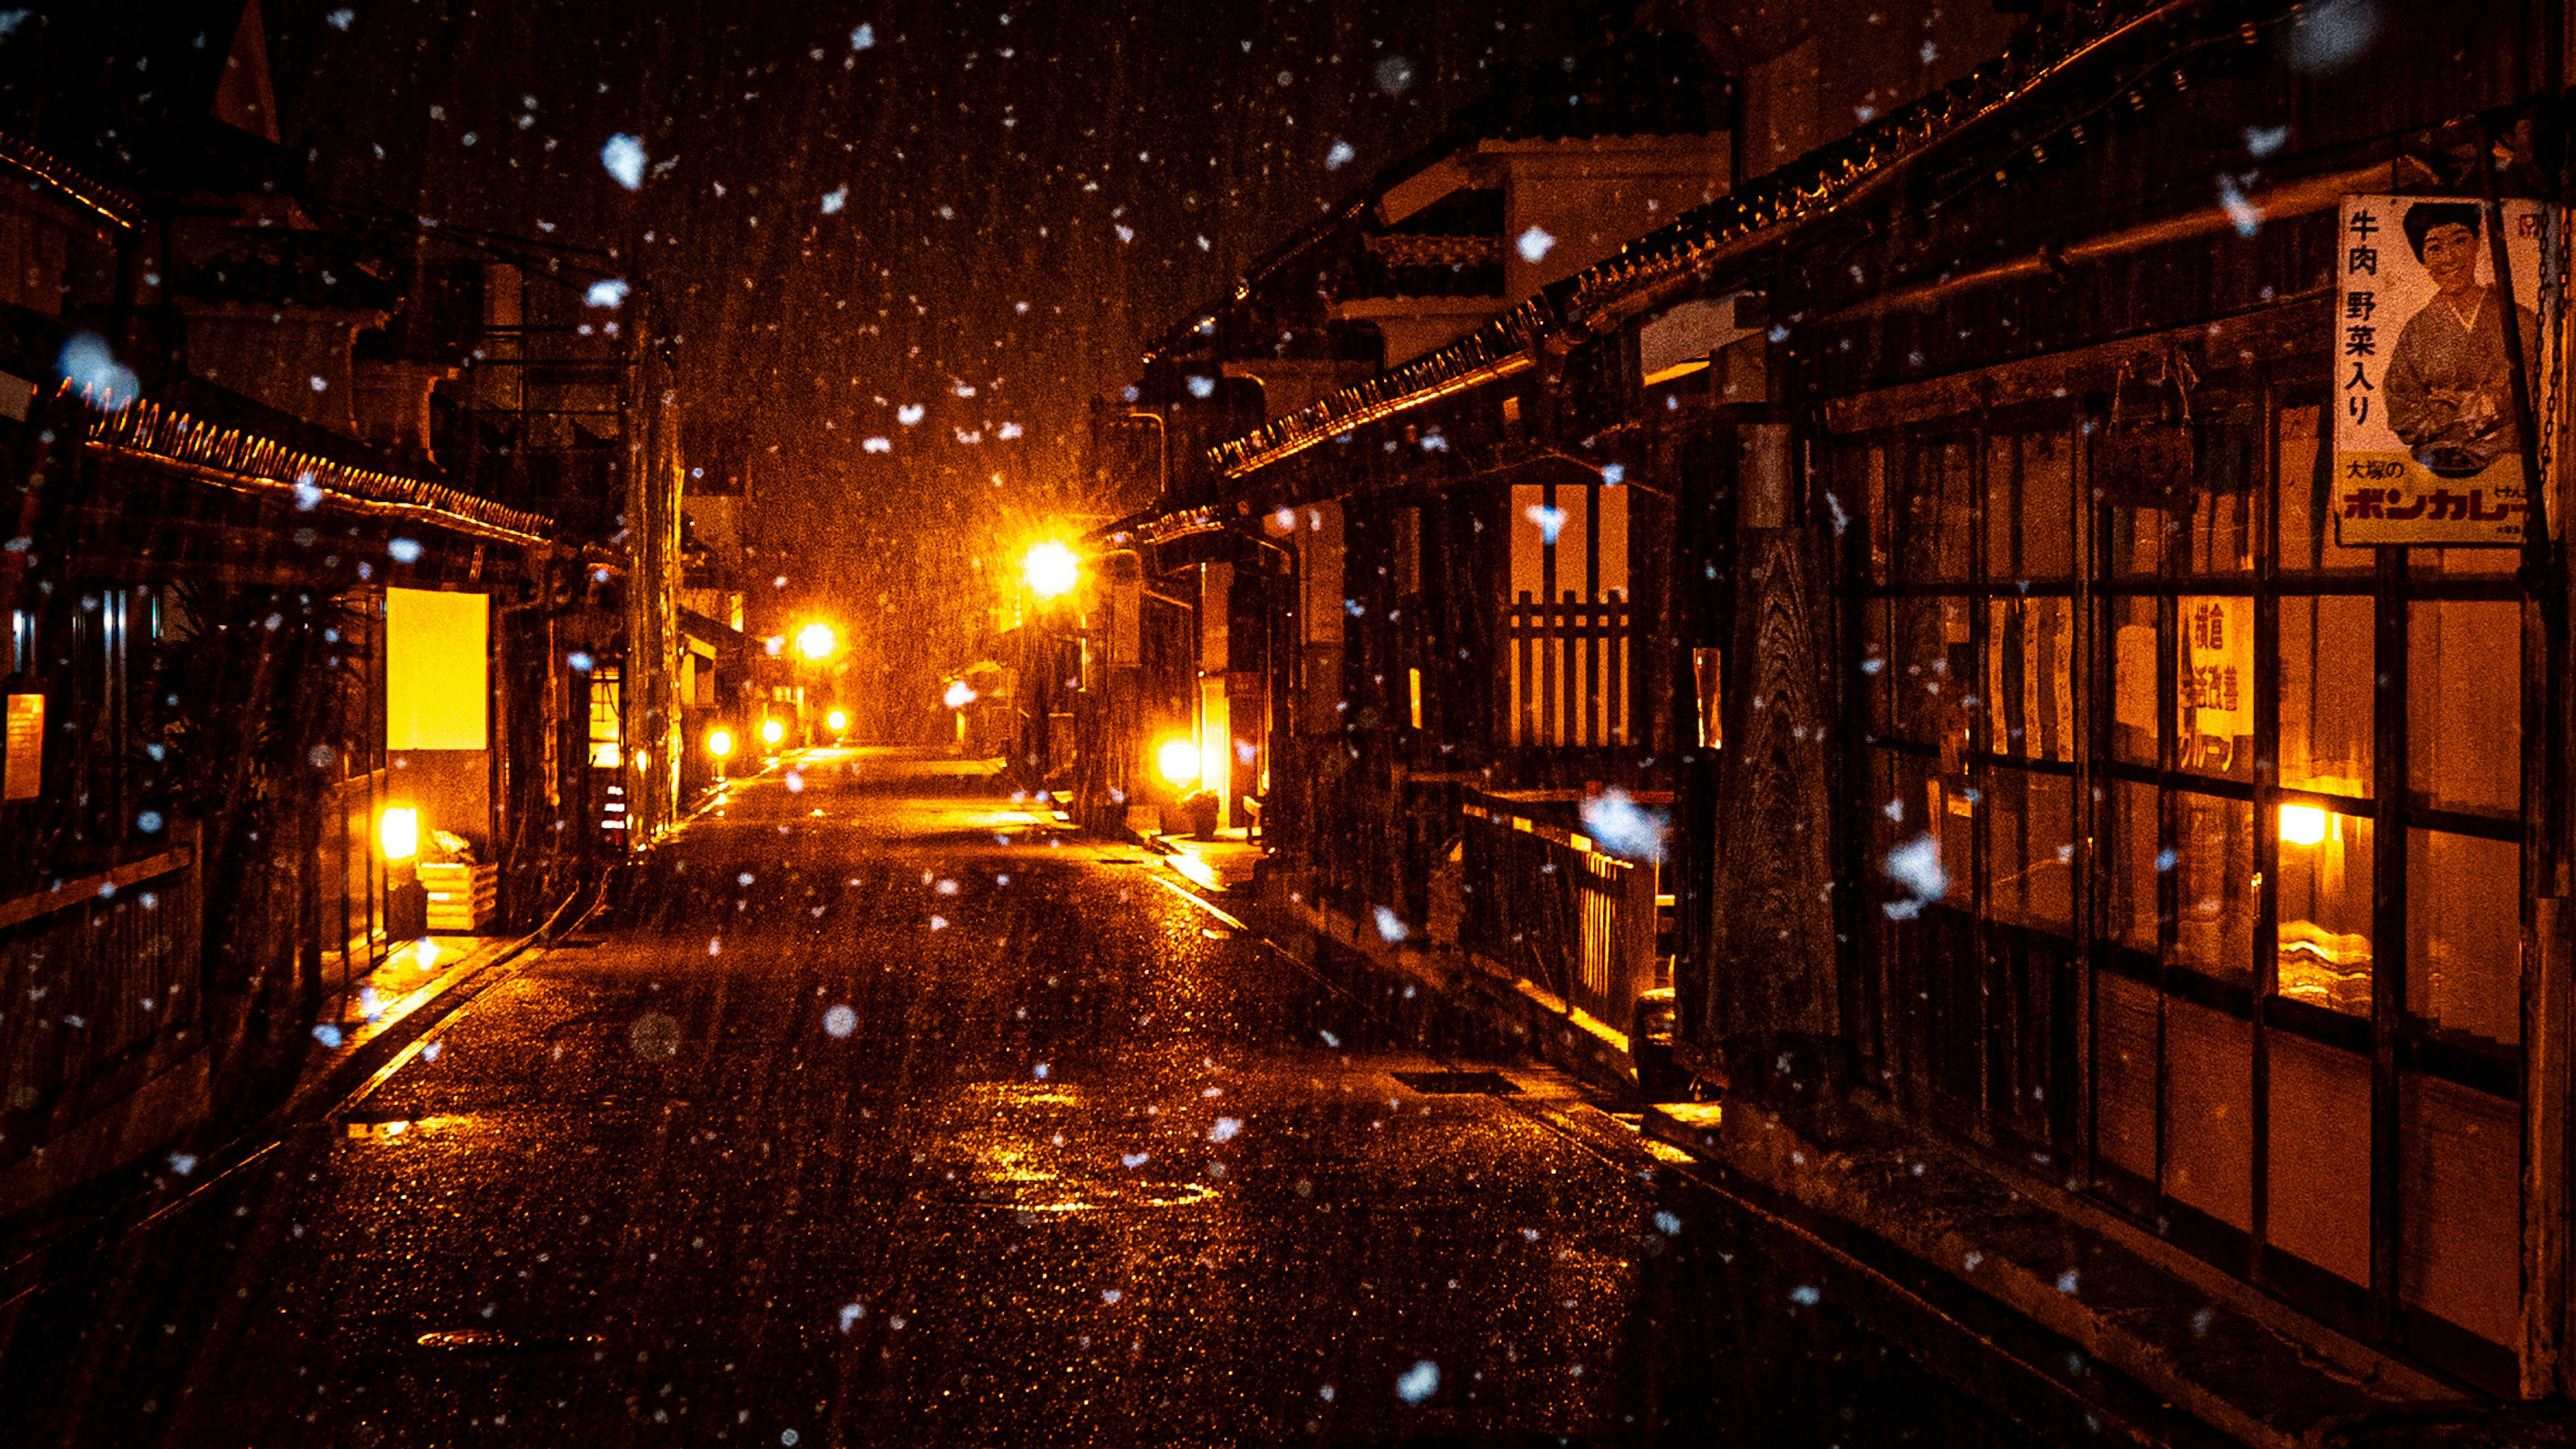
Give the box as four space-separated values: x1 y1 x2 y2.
2333 194 2548 547
3 693 40 801
2178 596 2250 772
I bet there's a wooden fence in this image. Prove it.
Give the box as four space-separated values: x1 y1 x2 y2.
0 836 200 1125
1458 794 1659 1038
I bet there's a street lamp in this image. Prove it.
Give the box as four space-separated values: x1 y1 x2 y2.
706 727 735 761
1024 542 1079 600
826 707 849 735
760 716 786 749
796 622 837 661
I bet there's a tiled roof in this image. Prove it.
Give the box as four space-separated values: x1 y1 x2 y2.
1208 302 1548 478
1208 0 2229 484
0 130 142 234
86 391 558 546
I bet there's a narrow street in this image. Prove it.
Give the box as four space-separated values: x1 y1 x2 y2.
0 749 2061 1447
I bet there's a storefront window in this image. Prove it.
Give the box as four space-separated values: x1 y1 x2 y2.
1847 362 2534 1374
2275 808 2373 1016
1891 596 1966 749
1985 430 2079 583
2408 600 2520 819
1983 769 2074 932
2406 829 2520 1046
2108 778 2159 961
2171 793 2253 986
1897 437 1974 584
2112 595 2158 766
1985 596 2074 762
2111 504 2174 579
2184 450 2257 576
2278 594 2373 798
1860 443 1890 584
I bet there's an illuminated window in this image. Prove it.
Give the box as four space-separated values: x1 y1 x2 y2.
588 667 622 769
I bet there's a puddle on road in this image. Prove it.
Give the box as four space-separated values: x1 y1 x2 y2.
1390 1070 1521 1095
415 1329 604 1355
340 1114 472 1141
941 1166 1222 1216
931 1083 1222 1216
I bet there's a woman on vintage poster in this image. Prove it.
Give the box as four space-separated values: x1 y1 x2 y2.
2381 201 2541 479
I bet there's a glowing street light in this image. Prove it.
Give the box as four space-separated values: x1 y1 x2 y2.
1024 541 1079 600
706 727 735 760
760 716 786 749
826 708 849 734
943 679 977 709
796 622 837 660
1157 737 1201 788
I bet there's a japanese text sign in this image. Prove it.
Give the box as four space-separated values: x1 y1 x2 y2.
4 693 39 801
2334 194 2547 547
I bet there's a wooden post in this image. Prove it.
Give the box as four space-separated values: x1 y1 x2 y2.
2483 130 2571 1399
1705 527 1841 1062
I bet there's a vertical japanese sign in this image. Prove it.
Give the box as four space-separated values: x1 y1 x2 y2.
2178 596 2251 773
3 693 40 800
2334 194 2546 547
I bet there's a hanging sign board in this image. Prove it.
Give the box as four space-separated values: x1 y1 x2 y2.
2332 194 2546 547
3 693 40 800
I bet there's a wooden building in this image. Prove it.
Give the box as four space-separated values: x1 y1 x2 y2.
1116 0 2576 1405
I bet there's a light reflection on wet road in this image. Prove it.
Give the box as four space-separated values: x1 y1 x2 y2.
0 749 2041 1446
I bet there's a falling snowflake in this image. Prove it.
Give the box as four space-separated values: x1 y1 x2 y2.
1395 1360 1440 1403
600 133 647 191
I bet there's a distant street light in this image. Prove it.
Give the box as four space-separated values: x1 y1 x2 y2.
826 708 849 734
1157 737 1201 788
796 622 837 660
761 717 786 749
706 727 735 760
943 679 977 709
1024 541 1079 599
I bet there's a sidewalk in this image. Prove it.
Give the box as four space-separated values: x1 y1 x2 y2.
1188 875 2477 1447
282 933 523 1120
0 930 539 1236
1143 826 1264 894
1640 1093 2461 1448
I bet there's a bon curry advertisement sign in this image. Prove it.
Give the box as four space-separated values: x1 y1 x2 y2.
2334 194 2544 548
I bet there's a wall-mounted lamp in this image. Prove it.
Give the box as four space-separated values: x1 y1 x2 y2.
2279 804 2329 847
380 806 421 862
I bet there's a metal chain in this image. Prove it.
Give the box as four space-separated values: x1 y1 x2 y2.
2540 205 2565 519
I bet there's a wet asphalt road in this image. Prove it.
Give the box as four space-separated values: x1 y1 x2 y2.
0 749 2046 1447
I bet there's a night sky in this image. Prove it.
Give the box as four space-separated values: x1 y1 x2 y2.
256 0 1603 650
